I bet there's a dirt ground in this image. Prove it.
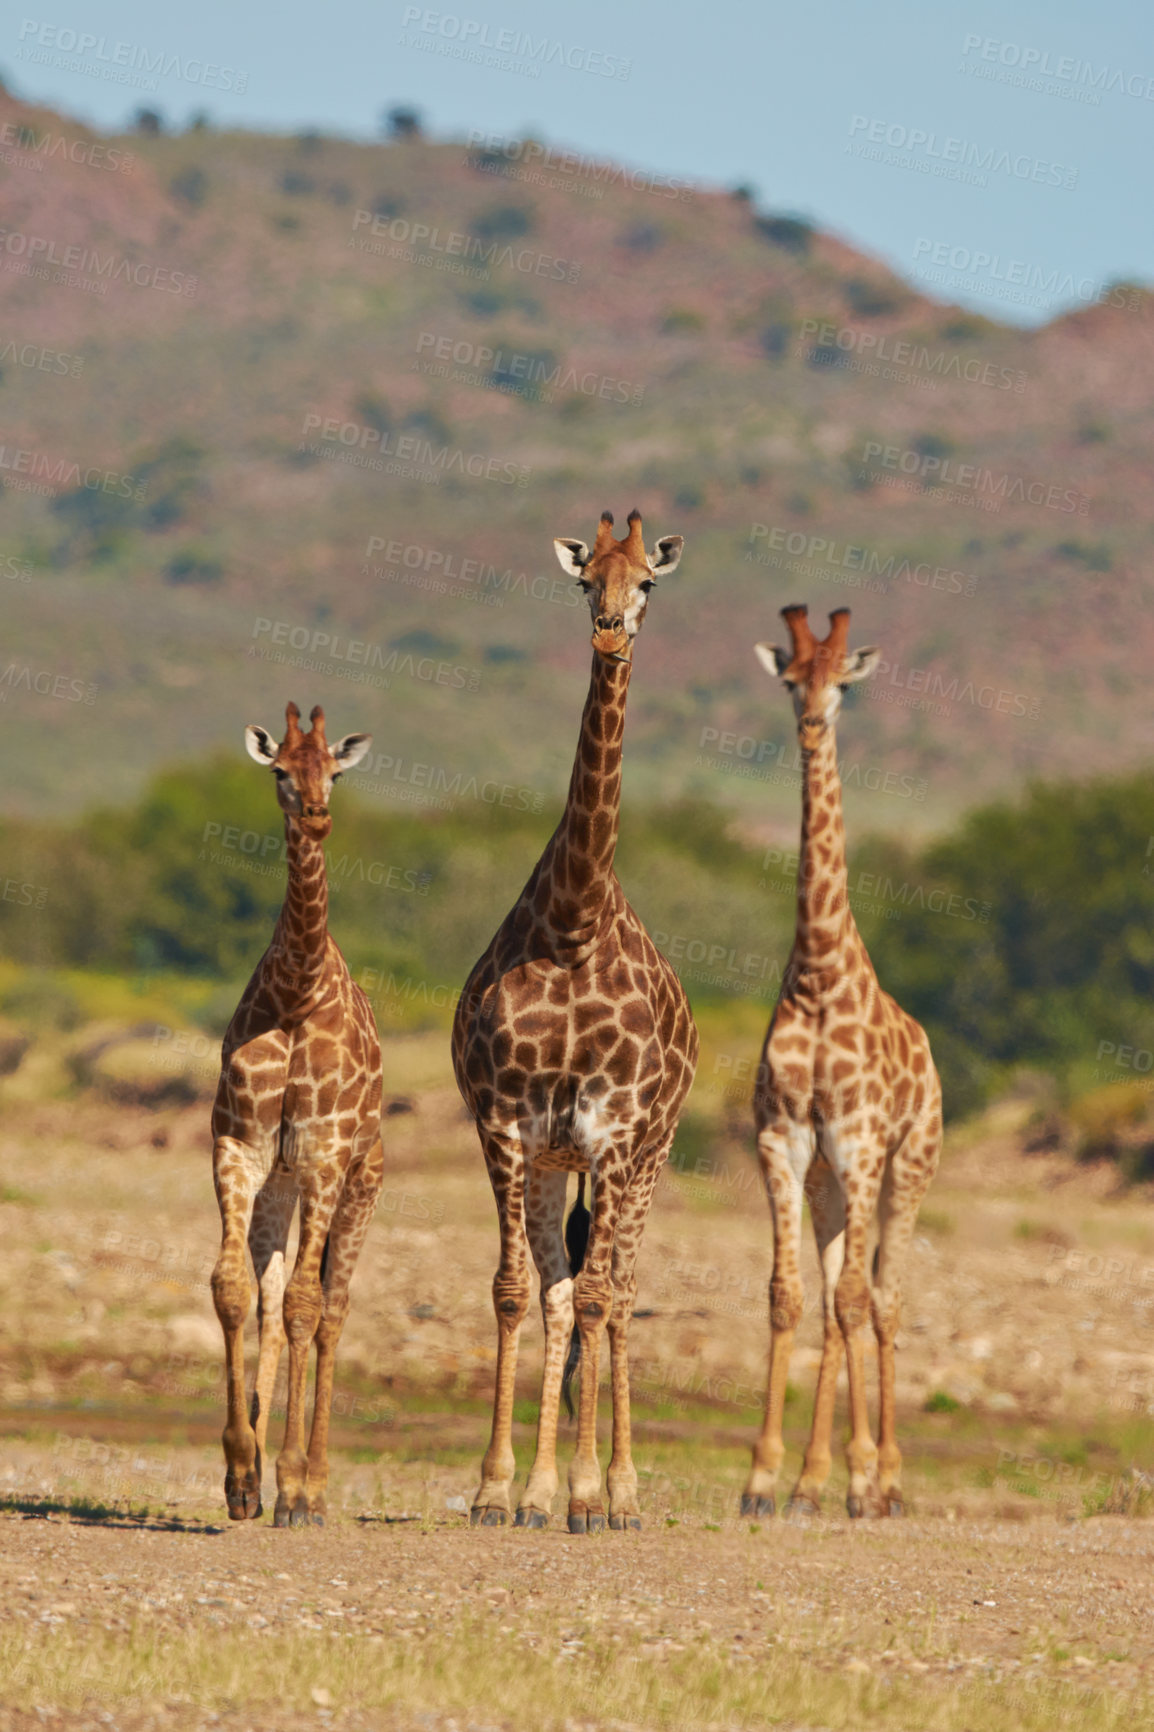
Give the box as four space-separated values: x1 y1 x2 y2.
2 1032 1154 1729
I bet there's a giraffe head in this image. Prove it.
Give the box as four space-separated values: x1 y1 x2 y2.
553 508 683 663
754 606 880 749
244 702 372 840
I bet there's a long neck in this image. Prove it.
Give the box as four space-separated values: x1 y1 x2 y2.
538 652 630 955
270 816 330 1006
793 725 851 975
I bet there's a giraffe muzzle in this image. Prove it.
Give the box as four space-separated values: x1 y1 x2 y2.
305 804 329 818
592 621 630 663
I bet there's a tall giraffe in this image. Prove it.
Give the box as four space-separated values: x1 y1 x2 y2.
452 509 699 1533
741 606 942 1520
210 702 382 1526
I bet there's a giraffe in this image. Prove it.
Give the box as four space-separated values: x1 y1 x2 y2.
741 606 942 1521
210 701 383 1526
452 509 699 1533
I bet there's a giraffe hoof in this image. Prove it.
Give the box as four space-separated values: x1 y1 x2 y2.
785 1494 820 1522
224 1477 262 1521
273 1504 291 1528
471 1506 508 1527
740 1494 775 1519
846 1495 865 1520
586 1505 606 1533
514 1508 548 1529
609 1513 641 1531
885 1496 904 1518
311 1512 325 1527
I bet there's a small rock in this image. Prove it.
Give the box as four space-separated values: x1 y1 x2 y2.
310 1686 333 1707
445 1495 468 1513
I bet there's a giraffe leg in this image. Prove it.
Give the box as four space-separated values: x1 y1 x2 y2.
787 1157 846 1515
248 1164 297 1481
275 1171 340 1528
742 1116 813 1519
606 1152 665 1530
303 1137 384 1525
827 1131 886 1519
210 1136 263 1521
873 1100 942 1515
567 1152 627 1534
517 1168 572 1528
473 1129 530 1527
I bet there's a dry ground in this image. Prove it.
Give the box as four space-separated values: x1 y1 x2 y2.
1 1030 1153 1729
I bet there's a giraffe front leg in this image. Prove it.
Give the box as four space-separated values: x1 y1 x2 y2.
567 1153 625 1534
827 1136 885 1519
473 1131 530 1527
518 1168 572 1529
788 1159 845 1516
742 1116 812 1519
247 1166 297 1479
605 1152 664 1530
304 1137 384 1526
275 1177 339 1528
210 1137 262 1521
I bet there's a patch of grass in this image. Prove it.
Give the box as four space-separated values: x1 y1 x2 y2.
918 1208 955 1236
924 1391 962 1414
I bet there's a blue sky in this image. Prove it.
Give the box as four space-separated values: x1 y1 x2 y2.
6 0 1152 324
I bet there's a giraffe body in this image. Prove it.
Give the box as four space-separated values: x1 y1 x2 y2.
742 607 942 1520
452 511 698 1531
210 703 382 1525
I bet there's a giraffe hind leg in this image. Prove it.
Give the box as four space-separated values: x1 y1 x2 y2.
517 1167 572 1528
873 1101 943 1515
787 1157 845 1517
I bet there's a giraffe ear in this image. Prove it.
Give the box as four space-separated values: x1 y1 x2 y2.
648 534 683 577
753 643 791 679
553 537 590 577
245 725 278 765
839 647 881 686
332 732 372 770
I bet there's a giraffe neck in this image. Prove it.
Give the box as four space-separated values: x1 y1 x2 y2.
793 724 852 976
270 815 330 1007
538 652 629 957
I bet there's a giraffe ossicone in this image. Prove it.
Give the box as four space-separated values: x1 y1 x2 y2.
742 605 942 1522
452 508 698 1533
210 700 384 1526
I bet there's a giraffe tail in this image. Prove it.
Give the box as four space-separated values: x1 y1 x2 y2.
561 1173 590 1421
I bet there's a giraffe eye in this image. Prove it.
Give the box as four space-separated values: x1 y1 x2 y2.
638 579 654 594
577 578 593 592
331 771 342 782
273 767 288 780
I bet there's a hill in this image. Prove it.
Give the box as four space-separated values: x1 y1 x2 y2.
1 89 1152 837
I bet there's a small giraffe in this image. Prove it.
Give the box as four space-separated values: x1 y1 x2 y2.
452 509 699 1533
210 701 382 1526
741 606 942 1520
